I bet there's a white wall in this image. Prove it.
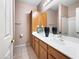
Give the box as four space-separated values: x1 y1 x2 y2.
68 1 79 17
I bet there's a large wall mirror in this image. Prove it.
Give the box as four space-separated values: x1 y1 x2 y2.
43 0 79 39
60 4 79 39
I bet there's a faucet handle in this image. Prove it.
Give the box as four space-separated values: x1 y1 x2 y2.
58 32 62 34
76 32 79 34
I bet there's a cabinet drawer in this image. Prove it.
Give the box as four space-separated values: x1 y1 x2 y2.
39 40 47 50
48 46 70 59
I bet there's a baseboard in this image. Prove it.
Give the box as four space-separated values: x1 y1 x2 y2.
14 43 30 48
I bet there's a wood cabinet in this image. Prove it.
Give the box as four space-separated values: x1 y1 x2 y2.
32 12 47 32
34 37 39 56
31 35 35 49
31 35 39 56
39 40 48 50
39 45 47 59
48 46 70 59
39 40 48 59
31 35 70 59
48 54 56 59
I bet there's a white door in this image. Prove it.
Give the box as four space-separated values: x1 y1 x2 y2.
61 17 68 35
0 0 14 59
0 0 6 58
68 17 76 37
4 41 14 59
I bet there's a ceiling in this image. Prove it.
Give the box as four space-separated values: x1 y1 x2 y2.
60 0 78 6
51 0 78 11
16 0 78 11
16 0 41 6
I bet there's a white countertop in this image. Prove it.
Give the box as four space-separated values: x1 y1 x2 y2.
32 32 79 59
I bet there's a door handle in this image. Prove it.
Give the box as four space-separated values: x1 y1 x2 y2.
11 39 15 43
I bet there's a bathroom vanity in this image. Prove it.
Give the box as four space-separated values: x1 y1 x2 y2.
31 32 79 59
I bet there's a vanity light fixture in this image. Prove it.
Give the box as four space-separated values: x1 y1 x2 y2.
43 0 53 7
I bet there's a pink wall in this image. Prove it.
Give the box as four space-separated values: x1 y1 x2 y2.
61 5 68 17
47 9 58 32
68 1 79 17
15 2 36 46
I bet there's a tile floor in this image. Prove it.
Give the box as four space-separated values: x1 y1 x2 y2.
13 45 38 59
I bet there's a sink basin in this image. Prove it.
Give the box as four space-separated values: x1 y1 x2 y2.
63 40 79 59
62 36 79 44
50 38 79 59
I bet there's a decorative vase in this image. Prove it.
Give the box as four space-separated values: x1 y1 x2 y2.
52 27 57 34
37 25 43 33
44 27 50 37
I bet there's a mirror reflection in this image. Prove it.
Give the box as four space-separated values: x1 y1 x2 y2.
60 3 79 38
45 0 79 38
32 0 79 39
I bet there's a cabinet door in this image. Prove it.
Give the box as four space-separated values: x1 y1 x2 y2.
39 46 47 59
48 46 70 59
48 54 56 59
34 40 39 56
31 35 34 47
31 35 35 49
33 36 35 49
